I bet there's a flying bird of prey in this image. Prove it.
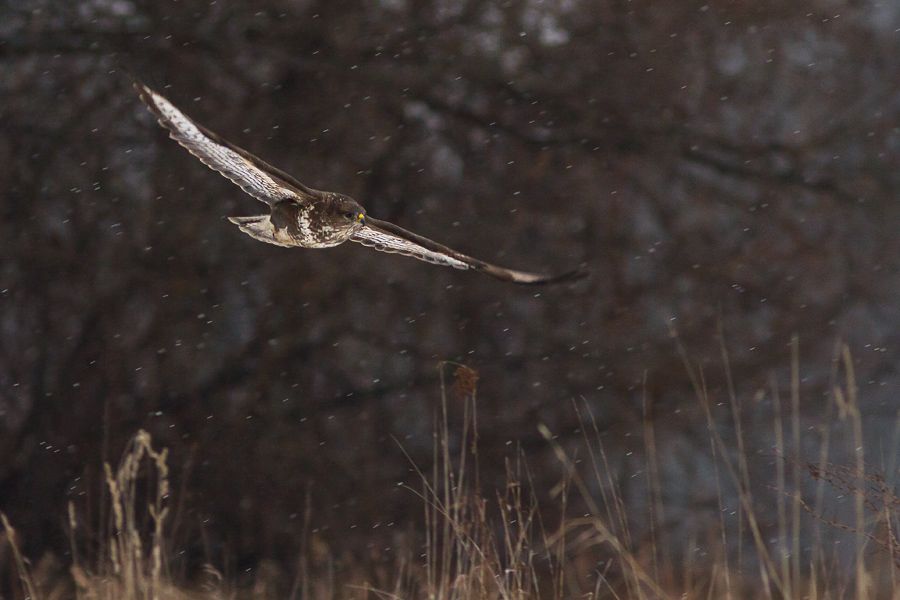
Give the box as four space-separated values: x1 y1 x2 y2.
134 80 583 284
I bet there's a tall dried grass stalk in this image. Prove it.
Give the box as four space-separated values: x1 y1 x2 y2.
2 512 41 599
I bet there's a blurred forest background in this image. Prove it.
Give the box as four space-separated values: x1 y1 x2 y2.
1 0 899 597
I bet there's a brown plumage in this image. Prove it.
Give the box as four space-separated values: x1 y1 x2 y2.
134 79 585 284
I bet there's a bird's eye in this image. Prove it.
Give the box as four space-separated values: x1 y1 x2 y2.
343 211 354 219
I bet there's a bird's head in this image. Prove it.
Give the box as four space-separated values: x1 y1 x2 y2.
329 193 366 229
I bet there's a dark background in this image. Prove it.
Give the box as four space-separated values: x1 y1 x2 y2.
1 0 898 593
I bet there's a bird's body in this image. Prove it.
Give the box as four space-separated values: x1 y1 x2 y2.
232 195 365 248
133 79 583 284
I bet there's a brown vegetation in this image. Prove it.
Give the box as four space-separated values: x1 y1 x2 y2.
3 353 897 598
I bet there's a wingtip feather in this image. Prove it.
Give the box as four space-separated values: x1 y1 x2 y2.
126 73 173 126
514 268 589 286
536 267 589 285
479 263 588 285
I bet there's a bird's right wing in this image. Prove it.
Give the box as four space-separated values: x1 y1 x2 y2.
134 79 321 206
351 217 585 285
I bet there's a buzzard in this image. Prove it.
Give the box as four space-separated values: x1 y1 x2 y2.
134 80 584 284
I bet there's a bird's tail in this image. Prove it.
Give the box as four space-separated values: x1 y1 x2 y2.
227 215 291 247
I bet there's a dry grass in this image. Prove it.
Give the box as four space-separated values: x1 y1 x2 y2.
2 347 897 599
2 431 224 600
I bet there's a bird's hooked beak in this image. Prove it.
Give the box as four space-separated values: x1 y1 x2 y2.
357 212 366 224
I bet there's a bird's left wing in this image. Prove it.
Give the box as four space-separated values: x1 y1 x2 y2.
351 217 585 285
134 80 321 206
